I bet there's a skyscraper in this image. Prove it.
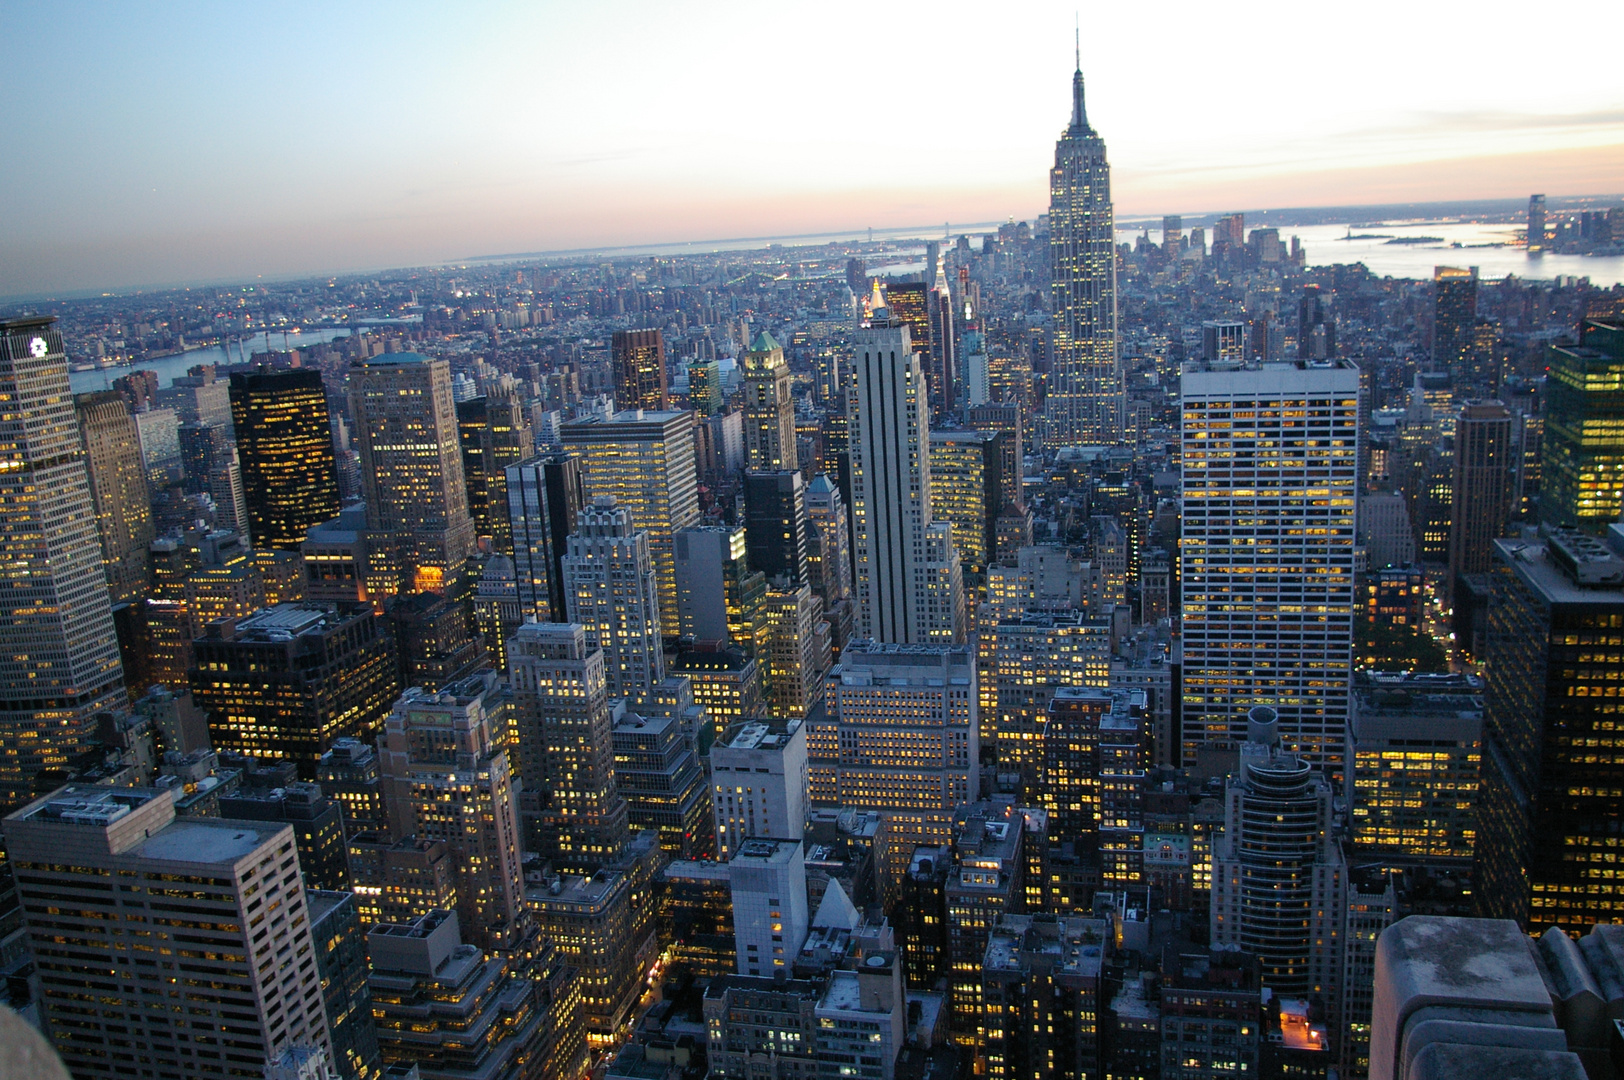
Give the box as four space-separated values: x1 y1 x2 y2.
742 331 798 471
0 317 125 802
611 327 668 411
456 392 533 549
849 318 965 644
377 672 527 951
1449 401 1515 592
561 405 699 632
743 469 811 587
506 451 586 623
75 390 154 605
1046 57 1121 447
349 353 477 595
928 429 1003 571
1431 266 1479 384
1541 319 1624 533
3 785 333 1077
229 367 342 552
1528 193 1547 253
562 495 665 699
507 621 630 870
1298 284 1337 361
1180 359 1360 768
1162 214 1183 253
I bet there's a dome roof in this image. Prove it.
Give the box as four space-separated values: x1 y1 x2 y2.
481 554 516 581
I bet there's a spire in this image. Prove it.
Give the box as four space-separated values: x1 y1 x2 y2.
1069 18 1090 133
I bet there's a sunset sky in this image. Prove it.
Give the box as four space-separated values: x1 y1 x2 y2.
5 0 1621 295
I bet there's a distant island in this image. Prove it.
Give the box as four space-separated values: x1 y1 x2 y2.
1339 232 1394 240
1385 236 1445 245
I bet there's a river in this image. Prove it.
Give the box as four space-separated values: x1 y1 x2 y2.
69 327 353 394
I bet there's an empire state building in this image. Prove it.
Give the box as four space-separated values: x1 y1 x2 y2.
1046 59 1122 448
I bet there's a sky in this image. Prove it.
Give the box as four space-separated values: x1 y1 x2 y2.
4 0 1622 296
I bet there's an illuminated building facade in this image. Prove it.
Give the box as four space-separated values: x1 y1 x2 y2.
190 603 399 779
0 317 125 802
455 392 533 549
506 451 586 623
305 889 382 1080
611 327 668 411
377 673 527 952
1044 687 1145 868
946 804 1025 1040
611 707 711 859
659 859 735 978
507 621 630 870
994 612 1112 790
318 737 385 839
966 401 1024 511
561 406 699 632
688 358 722 416
1476 529 1624 932
928 429 1003 571
1348 672 1482 865
742 330 798 471
75 390 154 604
528 863 658 1043
349 353 477 595
761 583 829 719
563 495 665 699
472 554 522 672
1046 61 1121 447
1541 319 1624 533
850 319 965 644
1431 266 1479 385
3 786 332 1079
229 366 342 552
981 914 1108 1080
668 647 764 742
1160 949 1263 1080
1179 360 1360 769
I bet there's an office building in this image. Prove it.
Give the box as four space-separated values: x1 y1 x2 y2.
1046 60 1121 446
377 674 527 951
966 402 1025 512
742 331 798 471
1348 672 1482 866
191 604 399 778
1449 401 1516 594
1043 686 1142 850
305 890 382 1080
386 589 483 692
660 859 736 977
229 367 342 552
3 786 330 1078
345 834 457 928
688 358 722 416
1161 948 1263 1080
668 646 764 739
1541 319 1624 532
945 804 1027 1038
507 621 630 869
1201 320 1246 365
761 584 829 719
472 553 522 672
674 524 763 649
994 612 1113 789
743 469 811 586
729 837 810 977
1431 266 1479 384
1211 708 1345 1002
75 390 154 605
349 353 477 595
561 405 699 631
506 450 586 623
1369 916 1597 1080
1299 284 1337 361
928 429 1003 571
1476 526 1624 931
849 319 964 644
1180 359 1360 768
711 717 808 861
455 392 532 548
318 737 385 839
562 495 665 698
218 782 350 891
1528 193 1547 252
611 706 710 859
0 318 125 803
368 910 547 1080
981 914 1111 1080
611 327 667 411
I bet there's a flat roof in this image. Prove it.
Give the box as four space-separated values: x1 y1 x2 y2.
134 819 278 865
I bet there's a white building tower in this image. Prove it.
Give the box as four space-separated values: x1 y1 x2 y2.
563 495 665 699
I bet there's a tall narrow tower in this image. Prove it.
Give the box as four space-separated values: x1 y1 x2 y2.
849 313 965 645
75 390 154 605
1046 53 1121 447
0 318 125 802
229 367 341 552
742 331 798 472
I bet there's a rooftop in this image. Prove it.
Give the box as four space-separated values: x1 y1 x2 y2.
135 819 279 864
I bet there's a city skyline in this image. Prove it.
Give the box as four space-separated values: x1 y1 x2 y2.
4 0 1623 295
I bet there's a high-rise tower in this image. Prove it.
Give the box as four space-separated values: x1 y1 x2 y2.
349 354 476 595
506 451 586 623
742 331 797 472
0 317 125 802
849 317 965 645
612 328 668 411
1045 55 1121 447
74 390 154 605
229 367 342 552
562 496 665 699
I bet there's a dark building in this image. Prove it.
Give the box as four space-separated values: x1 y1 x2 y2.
1161 946 1263 1080
1542 320 1624 533
1449 401 1516 596
929 286 957 421
896 844 951 990
612 328 668 411
219 782 350 891
506 452 586 623
1431 266 1479 385
385 590 484 692
228 367 342 551
659 859 735 979
178 421 231 495
190 603 400 779
1298 284 1336 360
743 470 810 587
456 393 533 549
981 914 1109 1080
1477 527 1624 932
306 890 383 1080
318 737 385 839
